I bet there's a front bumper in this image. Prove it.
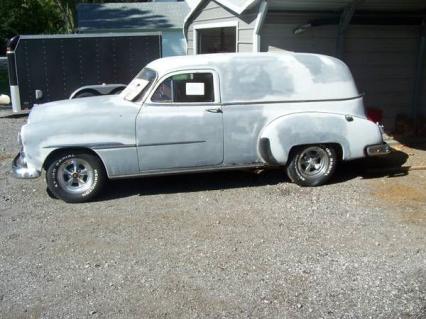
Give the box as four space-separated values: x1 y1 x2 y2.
12 152 41 179
365 143 391 156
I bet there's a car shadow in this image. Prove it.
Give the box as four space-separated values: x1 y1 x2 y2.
330 148 410 184
98 169 286 201
95 149 410 201
391 136 426 151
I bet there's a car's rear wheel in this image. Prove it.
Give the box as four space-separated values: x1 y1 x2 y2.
46 152 106 203
286 144 337 187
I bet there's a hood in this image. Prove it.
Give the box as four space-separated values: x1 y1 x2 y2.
28 95 140 124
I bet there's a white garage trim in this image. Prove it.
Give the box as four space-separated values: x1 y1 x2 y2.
215 0 259 15
193 20 239 54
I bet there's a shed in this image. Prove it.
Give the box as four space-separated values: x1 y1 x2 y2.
184 0 426 132
77 1 190 57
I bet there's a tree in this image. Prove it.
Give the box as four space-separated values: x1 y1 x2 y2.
0 0 153 54
0 0 65 53
54 0 153 35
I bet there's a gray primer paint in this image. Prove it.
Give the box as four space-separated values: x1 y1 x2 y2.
18 52 384 179
22 95 140 177
185 2 426 128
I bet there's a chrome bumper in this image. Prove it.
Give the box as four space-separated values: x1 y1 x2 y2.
12 153 41 179
366 143 391 156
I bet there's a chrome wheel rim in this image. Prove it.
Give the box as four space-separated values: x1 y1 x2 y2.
57 158 94 194
297 146 330 178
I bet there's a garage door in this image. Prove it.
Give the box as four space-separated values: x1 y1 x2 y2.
261 14 420 130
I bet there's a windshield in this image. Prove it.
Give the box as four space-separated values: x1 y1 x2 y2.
121 68 157 102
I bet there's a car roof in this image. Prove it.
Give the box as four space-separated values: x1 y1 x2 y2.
146 52 297 76
146 52 359 102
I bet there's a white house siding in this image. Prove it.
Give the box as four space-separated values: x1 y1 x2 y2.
261 13 337 56
261 12 421 129
186 0 259 54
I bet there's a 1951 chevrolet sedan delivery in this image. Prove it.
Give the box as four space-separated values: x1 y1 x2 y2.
13 52 390 202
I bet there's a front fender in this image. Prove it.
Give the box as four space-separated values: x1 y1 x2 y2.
20 116 139 177
258 112 383 165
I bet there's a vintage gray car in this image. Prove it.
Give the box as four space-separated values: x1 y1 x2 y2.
13 52 390 202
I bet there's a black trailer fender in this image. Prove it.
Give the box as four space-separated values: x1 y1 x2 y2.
69 84 126 99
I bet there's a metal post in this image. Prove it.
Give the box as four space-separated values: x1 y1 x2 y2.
411 19 426 133
253 0 268 52
6 50 21 113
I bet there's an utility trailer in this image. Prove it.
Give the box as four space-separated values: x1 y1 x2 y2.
7 33 162 112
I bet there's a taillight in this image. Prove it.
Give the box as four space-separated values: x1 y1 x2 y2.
366 107 383 123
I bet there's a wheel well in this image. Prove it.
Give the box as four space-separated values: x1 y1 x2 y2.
43 147 105 170
288 143 343 162
330 143 343 160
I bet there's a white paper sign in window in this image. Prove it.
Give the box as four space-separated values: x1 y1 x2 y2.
186 82 205 96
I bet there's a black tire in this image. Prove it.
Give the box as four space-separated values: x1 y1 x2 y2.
74 91 98 98
110 87 125 95
46 151 106 203
286 144 337 187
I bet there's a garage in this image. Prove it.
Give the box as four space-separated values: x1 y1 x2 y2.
184 0 426 133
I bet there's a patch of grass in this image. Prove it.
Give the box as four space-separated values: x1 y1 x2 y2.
0 70 9 96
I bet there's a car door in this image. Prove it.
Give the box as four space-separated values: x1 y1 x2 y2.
136 70 224 171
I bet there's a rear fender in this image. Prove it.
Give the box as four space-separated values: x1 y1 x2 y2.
258 112 381 165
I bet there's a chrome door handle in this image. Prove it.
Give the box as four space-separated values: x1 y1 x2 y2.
206 107 222 113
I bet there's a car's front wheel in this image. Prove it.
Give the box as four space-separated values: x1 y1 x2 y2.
46 152 106 203
286 144 337 187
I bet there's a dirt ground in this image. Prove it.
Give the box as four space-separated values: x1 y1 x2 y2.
0 115 425 318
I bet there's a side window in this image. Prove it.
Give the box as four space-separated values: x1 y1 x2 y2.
151 78 172 102
151 72 215 103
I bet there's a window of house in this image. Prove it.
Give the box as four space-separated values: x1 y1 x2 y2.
197 27 236 54
151 72 215 103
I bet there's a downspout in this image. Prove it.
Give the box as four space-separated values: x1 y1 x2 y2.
336 1 361 59
183 19 189 55
253 0 268 52
411 19 425 133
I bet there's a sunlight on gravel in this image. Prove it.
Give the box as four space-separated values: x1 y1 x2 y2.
0 116 425 318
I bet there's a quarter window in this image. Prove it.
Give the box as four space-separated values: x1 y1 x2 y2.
151 73 214 103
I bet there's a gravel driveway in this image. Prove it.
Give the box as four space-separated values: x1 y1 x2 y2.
0 115 425 318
